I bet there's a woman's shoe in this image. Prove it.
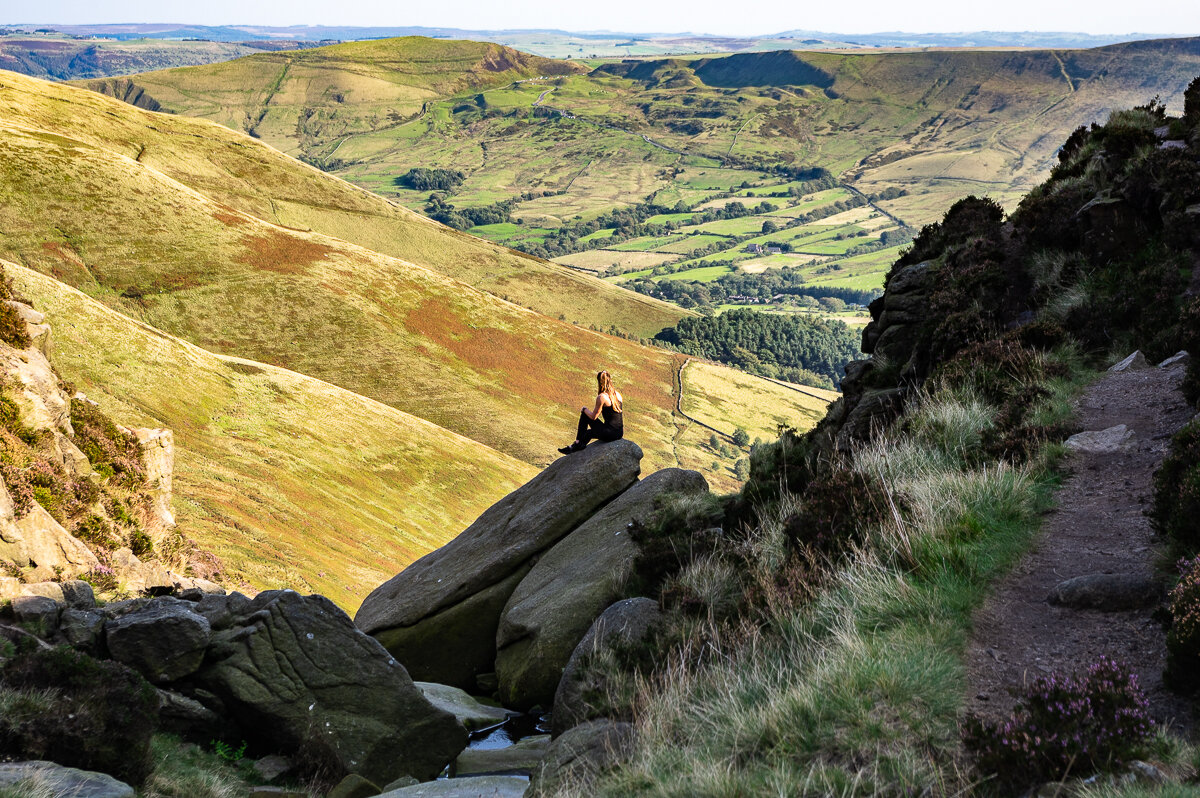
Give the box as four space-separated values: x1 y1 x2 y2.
557 445 574 455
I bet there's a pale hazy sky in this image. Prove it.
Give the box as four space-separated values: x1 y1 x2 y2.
6 0 1199 37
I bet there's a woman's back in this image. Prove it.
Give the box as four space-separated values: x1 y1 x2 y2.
601 391 623 429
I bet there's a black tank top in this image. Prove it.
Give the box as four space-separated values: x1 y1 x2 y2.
602 402 623 430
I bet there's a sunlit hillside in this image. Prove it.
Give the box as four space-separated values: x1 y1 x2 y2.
0 70 833 495
5 261 536 611
96 36 1200 298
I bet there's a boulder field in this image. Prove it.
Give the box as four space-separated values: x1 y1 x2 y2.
356 439 709 710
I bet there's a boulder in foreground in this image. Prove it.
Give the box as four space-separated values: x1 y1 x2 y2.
356 439 642 689
496 468 707 709
198 590 466 784
0 761 134 798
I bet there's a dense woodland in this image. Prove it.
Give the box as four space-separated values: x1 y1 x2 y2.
654 308 861 387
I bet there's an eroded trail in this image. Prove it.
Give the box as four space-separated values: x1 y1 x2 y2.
965 357 1196 732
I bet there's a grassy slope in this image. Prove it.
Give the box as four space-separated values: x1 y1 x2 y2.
0 71 829 493
6 260 535 612
0 70 682 341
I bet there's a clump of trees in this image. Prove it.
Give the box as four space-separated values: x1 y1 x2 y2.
396 168 466 192
655 308 861 387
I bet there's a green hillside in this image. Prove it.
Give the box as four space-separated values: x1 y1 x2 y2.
0 70 831 495
5 260 536 611
0 68 683 342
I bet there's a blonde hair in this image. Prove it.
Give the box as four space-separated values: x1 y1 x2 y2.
597 370 622 413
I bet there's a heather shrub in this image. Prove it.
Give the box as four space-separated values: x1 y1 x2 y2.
892 195 1005 272
0 267 31 351
75 514 118 551
78 565 119 594
1183 76 1200 126
70 398 145 488
0 395 42 447
628 491 726 598
0 646 160 785
1152 419 1200 552
782 469 892 557
1164 556 1200 693
963 657 1154 790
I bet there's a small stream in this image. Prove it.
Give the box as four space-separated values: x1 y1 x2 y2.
467 712 550 751
439 712 551 780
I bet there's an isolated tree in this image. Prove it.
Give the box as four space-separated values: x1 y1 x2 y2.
761 220 779 234
734 458 750 480
732 428 751 447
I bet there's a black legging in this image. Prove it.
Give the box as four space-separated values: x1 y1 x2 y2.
576 411 622 446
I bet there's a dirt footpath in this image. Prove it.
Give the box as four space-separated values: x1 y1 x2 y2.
965 357 1195 733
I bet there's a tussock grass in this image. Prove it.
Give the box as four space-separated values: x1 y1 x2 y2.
586 368 1084 797
141 736 249 798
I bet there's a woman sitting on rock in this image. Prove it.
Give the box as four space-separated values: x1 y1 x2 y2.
558 370 624 454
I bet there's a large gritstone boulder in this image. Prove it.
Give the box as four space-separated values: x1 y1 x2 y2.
356 439 642 690
553 598 663 737
197 590 467 785
105 598 212 683
495 468 707 709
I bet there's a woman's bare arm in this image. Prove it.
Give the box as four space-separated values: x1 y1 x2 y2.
583 393 607 420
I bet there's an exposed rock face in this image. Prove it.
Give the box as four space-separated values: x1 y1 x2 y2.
0 305 96 479
0 761 135 798
198 590 467 785
553 597 663 737
110 547 173 596
496 468 708 709
105 599 212 683
824 260 936 453
357 439 642 689
60 607 106 652
8 301 51 358
530 720 635 797
0 321 72 436
11 594 62 637
131 427 175 532
3 495 100 580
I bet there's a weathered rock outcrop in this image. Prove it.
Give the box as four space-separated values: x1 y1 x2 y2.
553 597 663 737
530 720 635 797
105 599 212 683
356 439 642 689
495 468 707 709
199 590 466 784
0 481 100 580
130 427 175 532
